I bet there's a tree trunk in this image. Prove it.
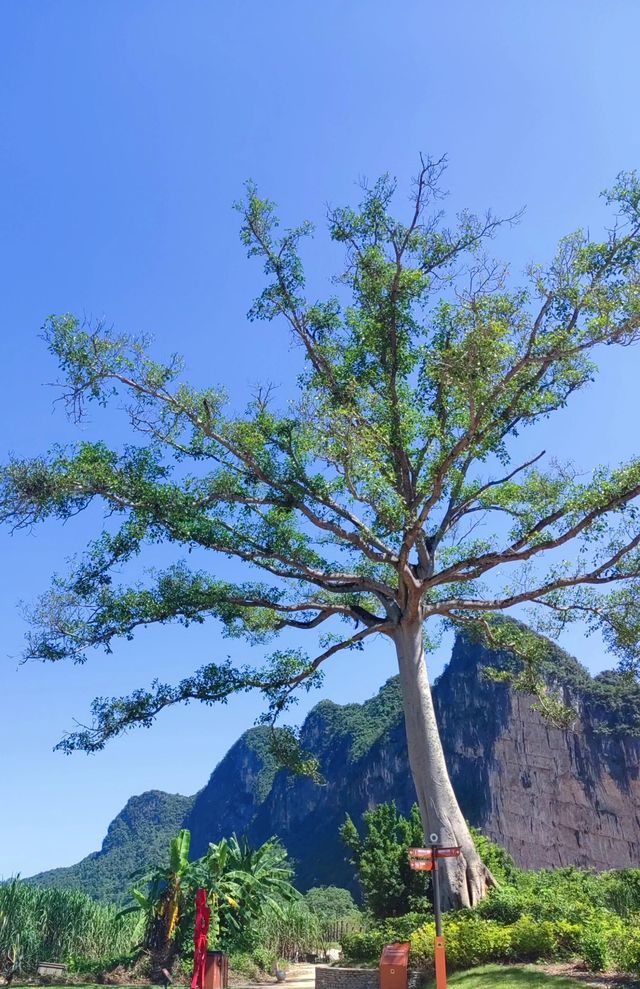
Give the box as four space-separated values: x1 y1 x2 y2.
394 620 494 909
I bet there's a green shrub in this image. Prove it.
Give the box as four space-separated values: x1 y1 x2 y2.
549 920 582 957
376 913 432 942
229 951 264 980
508 916 558 961
447 918 512 969
400 848 640 979
579 926 610 972
615 929 640 976
411 917 510 971
341 930 386 962
410 913 584 971
601 869 640 917
468 826 517 885
476 886 527 924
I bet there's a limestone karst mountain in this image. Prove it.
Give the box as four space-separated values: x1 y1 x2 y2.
30 631 640 901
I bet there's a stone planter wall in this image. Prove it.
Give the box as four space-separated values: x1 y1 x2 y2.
315 967 423 989
315 967 378 989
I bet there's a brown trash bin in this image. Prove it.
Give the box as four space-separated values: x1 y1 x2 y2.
379 942 410 989
203 951 229 989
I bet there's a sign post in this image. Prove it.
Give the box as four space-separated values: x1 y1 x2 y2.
408 840 460 989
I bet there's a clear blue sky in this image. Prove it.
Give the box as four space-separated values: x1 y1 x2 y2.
1 0 639 879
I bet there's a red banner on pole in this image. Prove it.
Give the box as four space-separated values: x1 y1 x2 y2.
191 888 211 989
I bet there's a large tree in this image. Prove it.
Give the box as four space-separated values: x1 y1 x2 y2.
2 159 640 908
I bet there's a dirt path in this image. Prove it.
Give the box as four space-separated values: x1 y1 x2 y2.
242 963 317 989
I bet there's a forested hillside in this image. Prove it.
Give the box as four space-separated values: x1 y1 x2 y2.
31 791 193 903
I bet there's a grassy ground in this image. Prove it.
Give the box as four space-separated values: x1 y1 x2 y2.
10 969 636 989
422 965 604 988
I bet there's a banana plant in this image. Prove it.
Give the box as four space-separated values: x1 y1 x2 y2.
124 829 300 961
192 835 300 947
122 829 194 954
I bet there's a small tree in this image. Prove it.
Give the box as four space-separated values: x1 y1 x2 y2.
2 159 640 907
340 803 428 918
304 887 361 948
304 886 358 921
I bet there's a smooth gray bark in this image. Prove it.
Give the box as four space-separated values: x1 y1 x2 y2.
394 620 494 909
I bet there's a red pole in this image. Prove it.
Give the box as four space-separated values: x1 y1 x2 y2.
434 936 447 989
431 851 447 989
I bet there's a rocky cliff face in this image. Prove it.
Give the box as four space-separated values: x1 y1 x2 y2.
186 633 640 889
433 636 640 872
32 631 640 899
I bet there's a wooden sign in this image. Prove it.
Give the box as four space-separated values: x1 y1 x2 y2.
408 846 461 866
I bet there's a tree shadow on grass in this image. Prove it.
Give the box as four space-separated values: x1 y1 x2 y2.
449 967 565 986
424 965 635 989
429 965 596 989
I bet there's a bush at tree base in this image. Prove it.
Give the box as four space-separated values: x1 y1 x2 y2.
339 808 640 978
340 842 640 977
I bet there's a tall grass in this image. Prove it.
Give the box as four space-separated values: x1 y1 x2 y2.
252 902 321 961
0 880 142 973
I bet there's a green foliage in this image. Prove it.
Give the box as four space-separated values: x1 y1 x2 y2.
341 802 516 919
616 930 640 977
2 163 640 757
412 914 591 971
477 864 640 925
476 619 640 736
0 879 141 975
242 728 288 802
413 916 511 969
341 828 640 979
304 886 357 919
247 900 321 964
128 828 193 953
467 825 517 885
116 826 300 969
601 868 640 915
194 833 299 951
310 678 404 765
340 930 387 963
578 925 610 972
31 791 193 904
340 802 429 918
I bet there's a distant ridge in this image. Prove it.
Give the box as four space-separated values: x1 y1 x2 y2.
31 790 194 903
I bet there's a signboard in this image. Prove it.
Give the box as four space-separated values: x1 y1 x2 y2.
408 846 461 870
406 846 460 988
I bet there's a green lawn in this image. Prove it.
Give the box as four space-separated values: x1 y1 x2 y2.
423 965 602 988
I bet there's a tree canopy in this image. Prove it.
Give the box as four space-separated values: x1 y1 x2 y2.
340 802 428 917
2 158 640 759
